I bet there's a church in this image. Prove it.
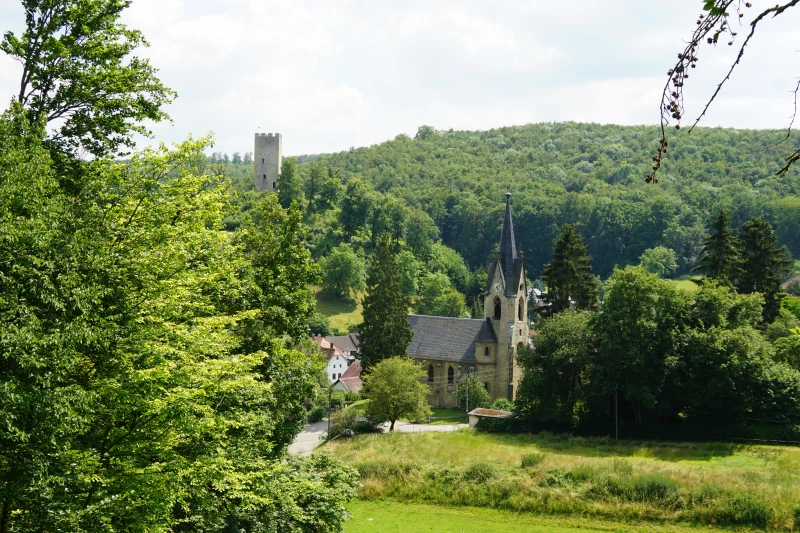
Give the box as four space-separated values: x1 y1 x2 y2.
406 193 529 408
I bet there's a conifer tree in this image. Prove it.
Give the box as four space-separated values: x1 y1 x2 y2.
357 233 413 369
693 210 738 284
735 217 793 323
542 224 598 314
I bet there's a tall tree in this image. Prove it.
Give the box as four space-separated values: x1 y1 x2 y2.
277 157 303 209
736 217 793 323
1 0 175 157
319 244 365 302
356 234 413 369
542 224 598 314
591 267 690 423
693 210 738 284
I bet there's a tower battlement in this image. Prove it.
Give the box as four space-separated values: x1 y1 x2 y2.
254 132 282 191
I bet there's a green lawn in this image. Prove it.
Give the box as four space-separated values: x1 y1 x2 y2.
345 500 743 533
420 407 467 424
329 430 800 530
313 286 363 331
667 278 701 292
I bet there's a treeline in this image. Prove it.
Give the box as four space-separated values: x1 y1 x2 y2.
271 122 800 283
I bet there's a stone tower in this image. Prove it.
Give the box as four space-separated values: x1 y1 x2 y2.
484 192 528 400
254 133 282 191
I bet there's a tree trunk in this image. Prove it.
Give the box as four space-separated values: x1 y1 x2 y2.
634 401 643 424
389 419 395 431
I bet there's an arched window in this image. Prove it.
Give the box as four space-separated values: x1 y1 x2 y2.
484 346 490 359
494 298 501 320
428 365 434 383
518 298 524 321
447 367 454 385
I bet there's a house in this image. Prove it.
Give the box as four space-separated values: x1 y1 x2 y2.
331 361 362 394
311 336 350 383
406 193 529 408
326 332 360 359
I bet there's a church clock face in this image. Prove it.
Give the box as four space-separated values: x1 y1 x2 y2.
493 282 502 293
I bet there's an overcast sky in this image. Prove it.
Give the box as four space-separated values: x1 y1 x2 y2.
1 1 799 156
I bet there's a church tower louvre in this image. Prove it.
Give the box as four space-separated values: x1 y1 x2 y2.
484 192 528 400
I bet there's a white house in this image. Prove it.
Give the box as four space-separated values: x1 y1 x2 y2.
312 336 351 383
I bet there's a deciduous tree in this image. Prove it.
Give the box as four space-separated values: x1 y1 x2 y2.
1 0 176 156
364 357 431 431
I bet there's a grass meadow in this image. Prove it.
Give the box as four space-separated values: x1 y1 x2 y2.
313 287 363 331
329 430 800 531
345 500 745 533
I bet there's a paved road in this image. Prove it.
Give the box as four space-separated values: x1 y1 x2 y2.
288 419 469 455
288 419 328 456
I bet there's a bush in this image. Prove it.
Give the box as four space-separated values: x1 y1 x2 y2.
327 407 358 440
521 452 546 468
353 419 383 434
491 398 514 411
307 404 326 423
329 391 346 411
344 391 362 403
632 474 679 503
708 495 772 527
463 462 496 483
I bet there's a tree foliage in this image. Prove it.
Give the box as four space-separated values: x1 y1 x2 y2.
457 374 490 411
363 356 431 431
639 246 678 278
319 244 365 302
356 234 413 369
1 0 176 156
0 110 357 532
693 209 739 284
541 224 598 314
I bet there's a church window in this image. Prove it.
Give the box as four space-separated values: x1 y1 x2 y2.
518 298 524 321
485 382 490 393
447 367 454 385
428 365 434 383
493 298 501 320
484 346 490 359
272 181 276 189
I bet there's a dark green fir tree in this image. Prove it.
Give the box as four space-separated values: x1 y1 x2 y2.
693 209 739 285
736 217 793 323
356 233 413 369
542 224 598 314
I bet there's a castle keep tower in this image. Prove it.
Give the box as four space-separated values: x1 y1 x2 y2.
484 192 528 400
254 133 282 191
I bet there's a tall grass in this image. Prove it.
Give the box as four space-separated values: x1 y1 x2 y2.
328 430 800 530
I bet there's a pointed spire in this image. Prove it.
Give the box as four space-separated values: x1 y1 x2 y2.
498 192 517 288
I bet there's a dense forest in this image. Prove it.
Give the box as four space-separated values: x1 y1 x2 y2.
220 123 800 311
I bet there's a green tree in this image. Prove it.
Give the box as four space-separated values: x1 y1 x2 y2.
693 210 738 285
405 208 438 259
542 224 598 314
238 194 320 339
277 157 303 209
339 178 374 240
232 151 242 164
0 115 358 531
1 0 175 157
396 249 423 295
357 234 413 369
415 272 468 317
364 357 431 431
736 217 793 323
639 246 678 278
319 243 365 302
457 374 490 411
516 310 593 425
591 267 690 423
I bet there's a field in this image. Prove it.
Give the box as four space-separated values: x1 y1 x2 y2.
313 287 363 331
668 278 701 293
345 500 741 533
329 430 800 531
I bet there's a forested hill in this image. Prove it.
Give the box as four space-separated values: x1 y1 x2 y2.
297 122 800 279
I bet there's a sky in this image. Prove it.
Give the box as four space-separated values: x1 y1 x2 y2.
1 1 799 156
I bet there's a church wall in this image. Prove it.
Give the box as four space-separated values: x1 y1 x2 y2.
417 358 496 409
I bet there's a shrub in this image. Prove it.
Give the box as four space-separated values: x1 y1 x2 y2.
345 391 362 403
329 391 346 411
706 495 772 527
307 404 326 423
463 462 496 483
327 407 358 439
632 474 679 503
353 419 383 434
521 452 546 468
491 398 514 411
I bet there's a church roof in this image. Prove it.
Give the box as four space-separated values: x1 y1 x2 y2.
406 315 497 363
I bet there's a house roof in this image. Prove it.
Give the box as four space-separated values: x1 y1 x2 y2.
782 273 800 289
327 333 360 354
406 315 497 363
334 361 362 393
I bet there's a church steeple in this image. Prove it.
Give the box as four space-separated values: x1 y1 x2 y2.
498 192 518 289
